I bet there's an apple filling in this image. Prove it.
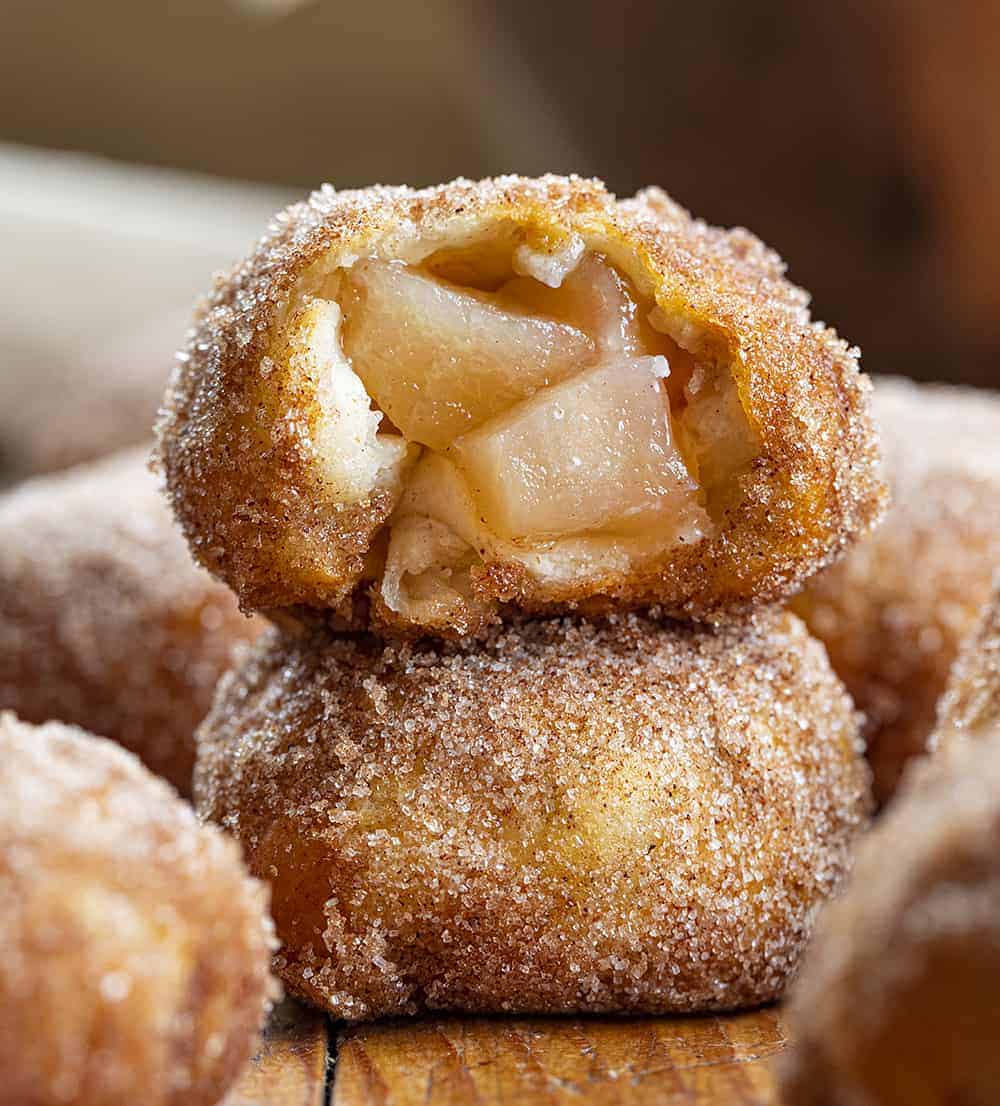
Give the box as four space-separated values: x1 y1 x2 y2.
289 245 759 628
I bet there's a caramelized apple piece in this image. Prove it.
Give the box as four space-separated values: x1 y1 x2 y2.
342 261 595 450
450 356 704 543
497 254 643 355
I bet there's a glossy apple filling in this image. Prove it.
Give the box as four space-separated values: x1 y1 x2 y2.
288 245 758 626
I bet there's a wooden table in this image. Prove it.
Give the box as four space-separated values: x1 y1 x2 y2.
225 999 789 1105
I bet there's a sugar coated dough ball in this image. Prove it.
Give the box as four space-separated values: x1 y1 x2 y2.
196 610 870 1021
0 446 262 794
781 719 1000 1106
0 713 277 1106
794 376 1000 801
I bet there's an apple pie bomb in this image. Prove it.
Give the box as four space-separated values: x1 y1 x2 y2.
794 376 1000 802
157 175 884 636
0 447 262 795
195 610 871 1020
0 713 276 1106
780 594 1000 1106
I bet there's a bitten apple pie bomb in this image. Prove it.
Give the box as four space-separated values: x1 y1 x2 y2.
157 175 885 637
0 714 276 1106
195 610 871 1021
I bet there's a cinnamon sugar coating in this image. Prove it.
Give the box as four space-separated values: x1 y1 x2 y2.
781 720 1000 1106
935 580 1000 749
157 174 884 635
0 713 276 1106
794 376 1000 802
0 447 262 794
195 610 870 1021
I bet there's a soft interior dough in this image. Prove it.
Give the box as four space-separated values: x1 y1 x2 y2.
282 298 415 503
283 245 759 629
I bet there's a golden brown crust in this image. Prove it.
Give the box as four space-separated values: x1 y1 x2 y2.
0 713 276 1106
195 609 870 1021
157 175 884 633
794 376 1000 802
0 447 262 794
780 722 1000 1106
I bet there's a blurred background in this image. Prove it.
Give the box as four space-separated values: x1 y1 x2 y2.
2 0 998 478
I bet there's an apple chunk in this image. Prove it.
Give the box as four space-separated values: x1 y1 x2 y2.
342 260 596 451
497 254 643 355
450 356 705 543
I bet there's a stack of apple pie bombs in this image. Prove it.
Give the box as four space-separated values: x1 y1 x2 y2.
156 175 886 1021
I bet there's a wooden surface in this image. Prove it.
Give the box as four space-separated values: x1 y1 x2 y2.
226 1001 788 1105
224 998 329 1106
